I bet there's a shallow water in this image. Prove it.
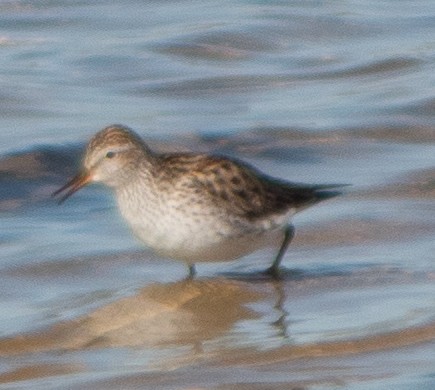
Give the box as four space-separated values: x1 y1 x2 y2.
0 1 435 389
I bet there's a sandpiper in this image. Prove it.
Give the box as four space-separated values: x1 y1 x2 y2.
53 125 344 278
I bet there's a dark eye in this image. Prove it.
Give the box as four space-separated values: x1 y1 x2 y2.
106 151 115 159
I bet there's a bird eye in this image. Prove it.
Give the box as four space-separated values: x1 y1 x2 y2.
106 151 115 159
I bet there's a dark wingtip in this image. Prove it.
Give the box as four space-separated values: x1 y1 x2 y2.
313 184 350 202
314 190 343 201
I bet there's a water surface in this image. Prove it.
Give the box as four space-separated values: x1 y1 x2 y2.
0 1 434 389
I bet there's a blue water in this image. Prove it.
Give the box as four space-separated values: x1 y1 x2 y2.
1 0 435 152
0 1 434 389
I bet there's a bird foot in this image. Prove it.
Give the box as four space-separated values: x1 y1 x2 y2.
264 266 283 280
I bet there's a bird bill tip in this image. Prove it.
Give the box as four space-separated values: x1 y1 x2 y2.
52 171 91 204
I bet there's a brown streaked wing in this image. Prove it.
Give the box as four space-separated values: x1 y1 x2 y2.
157 153 330 220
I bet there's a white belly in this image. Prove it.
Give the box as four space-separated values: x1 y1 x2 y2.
116 188 287 264
155 228 284 264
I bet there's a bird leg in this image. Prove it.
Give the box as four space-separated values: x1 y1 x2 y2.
187 264 197 279
266 225 295 278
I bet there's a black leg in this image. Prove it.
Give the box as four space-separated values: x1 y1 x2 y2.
266 225 295 278
187 264 197 279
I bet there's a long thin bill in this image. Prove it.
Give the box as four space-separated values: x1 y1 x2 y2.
52 171 91 204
